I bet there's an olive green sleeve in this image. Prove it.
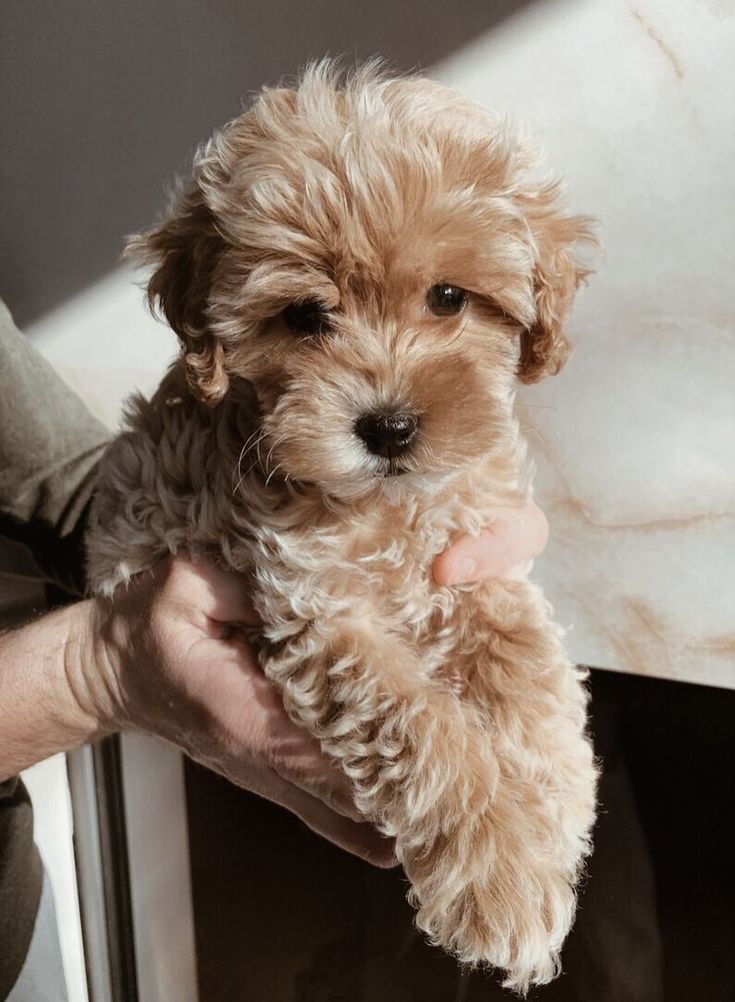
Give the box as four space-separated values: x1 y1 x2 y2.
0 300 110 594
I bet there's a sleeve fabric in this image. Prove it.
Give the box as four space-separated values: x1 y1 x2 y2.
0 299 110 594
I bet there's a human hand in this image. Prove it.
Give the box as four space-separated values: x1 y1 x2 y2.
69 501 546 864
433 499 549 586
83 556 396 868
0 500 547 845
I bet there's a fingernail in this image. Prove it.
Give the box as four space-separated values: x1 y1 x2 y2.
448 557 477 584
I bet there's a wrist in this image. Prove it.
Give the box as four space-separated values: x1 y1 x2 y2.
66 599 121 735
77 596 131 735
0 601 113 779
40 601 115 746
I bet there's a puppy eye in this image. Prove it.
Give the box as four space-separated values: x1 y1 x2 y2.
282 299 333 336
426 284 468 317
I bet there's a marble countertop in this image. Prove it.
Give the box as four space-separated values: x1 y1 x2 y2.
521 317 734 689
436 0 735 689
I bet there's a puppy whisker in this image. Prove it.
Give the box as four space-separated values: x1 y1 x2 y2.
234 427 263 473
232 428 267 495
265 460 288 487
445 320 468 349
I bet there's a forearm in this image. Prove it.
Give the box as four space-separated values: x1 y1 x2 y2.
0 602 110 780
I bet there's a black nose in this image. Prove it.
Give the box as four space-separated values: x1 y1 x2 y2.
355 411 419 458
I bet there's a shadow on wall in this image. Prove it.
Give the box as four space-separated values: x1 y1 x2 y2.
1 0 540 327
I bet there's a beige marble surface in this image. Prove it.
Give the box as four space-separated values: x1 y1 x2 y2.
436 0 735 688
520 319 735 689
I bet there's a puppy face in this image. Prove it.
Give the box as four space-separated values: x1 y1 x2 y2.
131 63 595 501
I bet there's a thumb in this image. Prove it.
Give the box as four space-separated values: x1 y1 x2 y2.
164 555 260 625
434 501 549 585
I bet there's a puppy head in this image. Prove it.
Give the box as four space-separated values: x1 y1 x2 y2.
130 61 596 499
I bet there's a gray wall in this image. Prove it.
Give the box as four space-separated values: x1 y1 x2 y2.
1 0 529 327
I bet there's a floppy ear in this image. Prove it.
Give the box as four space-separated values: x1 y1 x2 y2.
518 193 597 384
127 183 228 405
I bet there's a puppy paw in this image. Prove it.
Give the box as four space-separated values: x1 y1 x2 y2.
404 801 582 994
417 864 575 993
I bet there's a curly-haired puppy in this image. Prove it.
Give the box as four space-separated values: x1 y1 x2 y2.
87 62 598 992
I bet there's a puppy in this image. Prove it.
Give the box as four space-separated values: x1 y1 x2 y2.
87 61 598 991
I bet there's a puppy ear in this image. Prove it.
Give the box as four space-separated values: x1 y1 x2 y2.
519 192 597 384
127 184 228 405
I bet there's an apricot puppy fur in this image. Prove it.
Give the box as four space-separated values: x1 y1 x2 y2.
87 62 598 991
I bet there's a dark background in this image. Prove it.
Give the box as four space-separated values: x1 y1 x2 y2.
186 669 735 1002
1 0 532 327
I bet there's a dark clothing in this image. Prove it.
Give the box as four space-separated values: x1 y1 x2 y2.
0 300 109 997
0 780 42 1001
